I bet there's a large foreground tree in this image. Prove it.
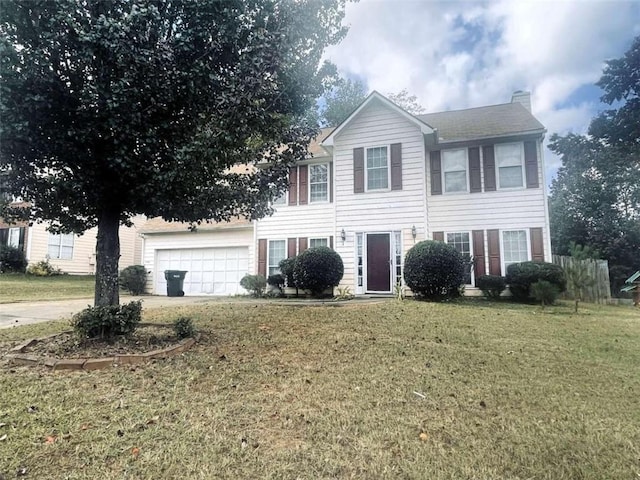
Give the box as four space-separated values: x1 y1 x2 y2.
0 0 347 306
549 35 640 293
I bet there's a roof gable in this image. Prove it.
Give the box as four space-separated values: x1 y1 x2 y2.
321 91 435 147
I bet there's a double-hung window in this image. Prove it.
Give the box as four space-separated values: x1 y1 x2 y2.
309 238 328 248
496 143 524 189
309 164 328 203
442 149 468 193
268 240 286 277
366 146 389 191
48 233 74 260
8 227 21 248
446 232 472 284
502 230 529 271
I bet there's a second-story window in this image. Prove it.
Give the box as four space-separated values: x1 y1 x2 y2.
496 143 524 189
366 146 389 191
309 164 328 203
442 149 468 193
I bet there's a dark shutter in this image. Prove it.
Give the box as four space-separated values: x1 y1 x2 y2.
354 147 364 193
0 228 7 246
524 141 539 189
18 227 25 250
482 145 496 192
530 227 544 262
298 237 308 253
288 167 298 206
329 162 333 203
287 238 297 258
487 229 501 275
329 236 334 249
390 143 402 190
469 147 481 193
430 151 442 195
472 230 486 278
298 165 308 205
433 231 444 242
258 239 267 277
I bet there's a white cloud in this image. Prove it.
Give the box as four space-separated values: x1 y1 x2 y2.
323 0 640 185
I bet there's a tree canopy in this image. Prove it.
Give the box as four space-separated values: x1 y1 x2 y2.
549 35 640 294
0 0 347 305
320 77 367 127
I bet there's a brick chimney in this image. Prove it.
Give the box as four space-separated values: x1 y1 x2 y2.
511 90 531 112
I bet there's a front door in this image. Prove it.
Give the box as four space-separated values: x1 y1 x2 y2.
366 233 391 292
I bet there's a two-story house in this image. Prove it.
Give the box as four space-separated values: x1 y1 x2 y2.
141 90 551 296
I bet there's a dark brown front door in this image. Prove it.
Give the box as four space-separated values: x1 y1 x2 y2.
366 233 391 292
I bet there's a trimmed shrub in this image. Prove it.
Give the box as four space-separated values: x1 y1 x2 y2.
174 316 197 339
476 275 507 299
292 246 344 297
278 257 296 288
0 245 28 273
119 265 148 295
403 240 465 301
531 280 560 307
267 273 285 290
72 300 142 339
240 274 267 297
26 259 62 276
506 261 566 302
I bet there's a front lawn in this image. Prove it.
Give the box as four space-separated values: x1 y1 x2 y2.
0 274 95 303
0 300 638 479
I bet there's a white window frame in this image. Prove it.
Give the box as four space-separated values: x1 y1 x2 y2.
267 239 286 277
309 237 329 248
309 163 329 203
365 145 390 192
8 227 21 248
47 233 74 260
445 231 473 285
495 142 525 190
442 149 469 194
500 229 530 275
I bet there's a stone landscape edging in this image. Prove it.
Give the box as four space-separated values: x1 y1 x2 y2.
5 324 197 371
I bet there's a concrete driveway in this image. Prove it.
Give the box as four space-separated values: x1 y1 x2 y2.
0 295 222 329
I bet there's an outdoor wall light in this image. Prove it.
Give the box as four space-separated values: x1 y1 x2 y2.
411 225 417 240
341 228 346 242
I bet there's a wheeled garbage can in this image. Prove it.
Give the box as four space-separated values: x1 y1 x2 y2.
164 270 188 297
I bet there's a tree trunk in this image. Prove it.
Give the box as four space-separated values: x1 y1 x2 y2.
94 210 121 306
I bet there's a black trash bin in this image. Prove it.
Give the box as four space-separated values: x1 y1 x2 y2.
164 270 188 297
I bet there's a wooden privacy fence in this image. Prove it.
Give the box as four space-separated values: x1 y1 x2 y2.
552 255 611 304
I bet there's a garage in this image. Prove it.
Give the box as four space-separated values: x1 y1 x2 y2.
155 247 249 296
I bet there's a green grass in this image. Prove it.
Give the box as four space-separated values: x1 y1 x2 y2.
1 300 639 479
0 274 95 303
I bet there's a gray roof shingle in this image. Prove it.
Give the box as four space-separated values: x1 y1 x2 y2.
417 102 545 143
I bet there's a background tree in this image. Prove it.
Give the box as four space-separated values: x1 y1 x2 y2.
0 0 347 306
320 77 367 126
386 88 425 115
549 35 640 295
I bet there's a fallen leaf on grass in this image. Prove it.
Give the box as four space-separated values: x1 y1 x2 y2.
0 434 7 441
81 424 89 430
132 447 140 458
45 435 56 444
146 416 159 425
419 432 428 442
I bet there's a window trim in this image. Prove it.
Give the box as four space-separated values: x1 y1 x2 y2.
309 237 329 248
365 145 391 192
495 142 526 190
441 148 469 194
444 231 474 285
47 233 74 260
308 162 330 204
267 239 286 277
500 229 531 275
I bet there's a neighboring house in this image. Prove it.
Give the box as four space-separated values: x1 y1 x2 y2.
0 206 145 274
142 90 551 296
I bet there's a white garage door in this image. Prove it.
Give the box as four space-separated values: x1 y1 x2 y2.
155 247 249 296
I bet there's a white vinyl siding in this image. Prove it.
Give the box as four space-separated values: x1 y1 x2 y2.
446 232 472 284
496 143 524 189
309 237 328 248
502 230 529 271
309 163 329 203
442 149 468 193
366 146 389 191
268 240 286 277
47 233 74 260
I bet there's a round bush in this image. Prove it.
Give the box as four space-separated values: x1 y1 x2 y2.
292 246 344 297
240 274 267 297
506 261 566 301
0 245 27 273
119 265 148 295
476 275 507 299
403 240 465 301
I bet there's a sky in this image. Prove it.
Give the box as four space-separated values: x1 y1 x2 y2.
322 0 640 189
